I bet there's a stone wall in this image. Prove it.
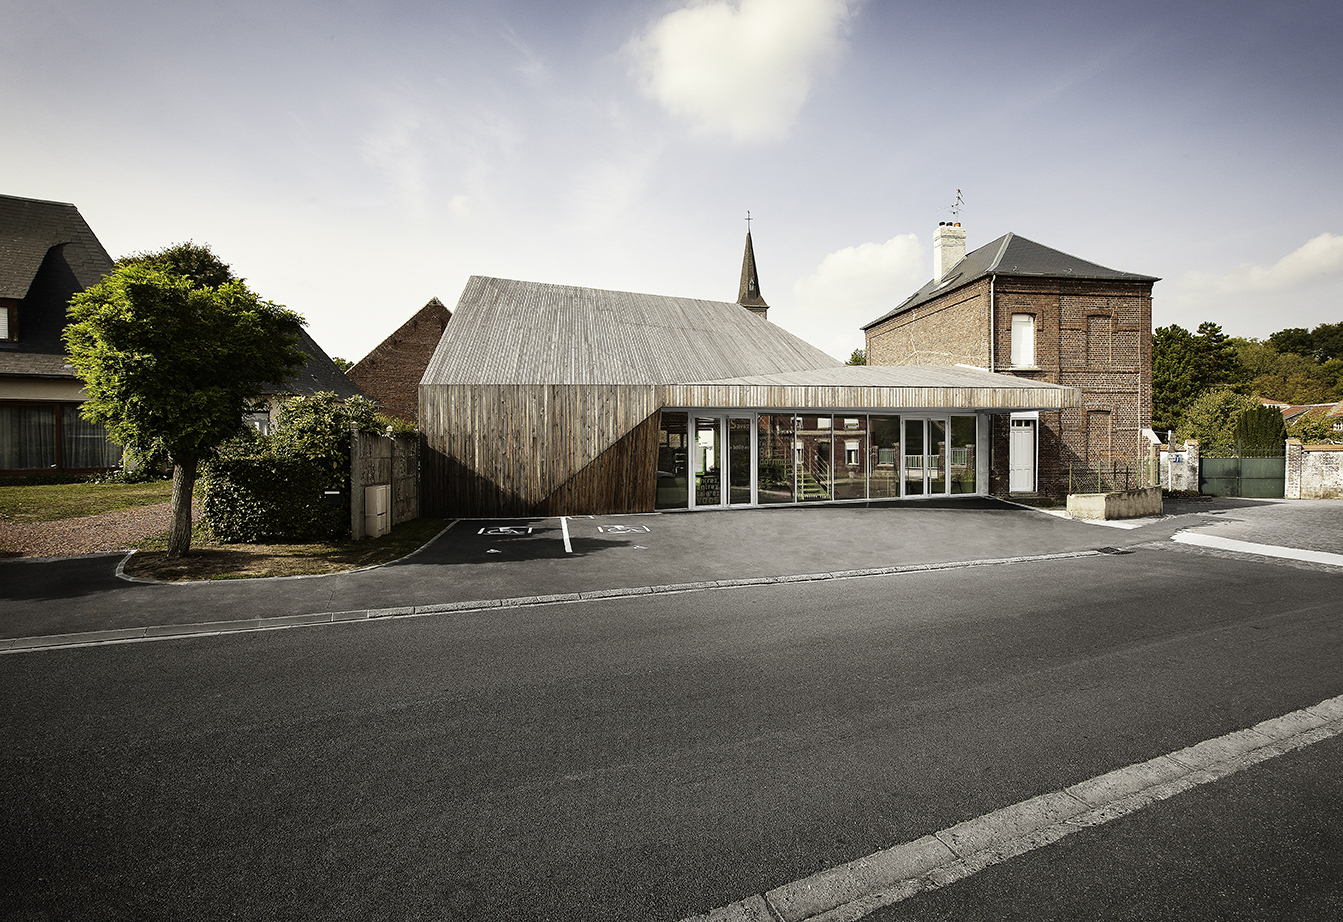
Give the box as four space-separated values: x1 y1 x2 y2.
1161 439 1201 492
1286 439 1343 499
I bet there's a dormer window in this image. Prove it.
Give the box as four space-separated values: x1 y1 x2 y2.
0 303 12 340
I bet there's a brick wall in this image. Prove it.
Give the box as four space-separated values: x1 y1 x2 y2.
869 275 1153 498
865 279 991 366
347 298 451 425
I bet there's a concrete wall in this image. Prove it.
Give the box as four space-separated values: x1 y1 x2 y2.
1286 439 1343 499
1067 485 1163 520
350 428 420 539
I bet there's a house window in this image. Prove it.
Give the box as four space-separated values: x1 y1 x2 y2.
845 440 860 466
1010 314 1035 367
0 307 9 340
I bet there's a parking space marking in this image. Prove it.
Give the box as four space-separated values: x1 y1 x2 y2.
561 516 573 553
477 526 533 536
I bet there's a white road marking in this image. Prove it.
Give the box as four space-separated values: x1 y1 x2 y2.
561 516 573 554
680 694 1343 922
1173 532 1343 567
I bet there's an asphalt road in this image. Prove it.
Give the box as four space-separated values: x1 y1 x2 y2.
3 538 1341 921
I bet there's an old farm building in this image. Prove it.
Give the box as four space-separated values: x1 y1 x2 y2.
419 258 1083 517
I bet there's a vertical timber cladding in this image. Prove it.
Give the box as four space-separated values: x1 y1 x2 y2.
420 383 662 516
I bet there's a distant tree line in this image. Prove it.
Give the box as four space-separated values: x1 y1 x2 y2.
1154 320 1343 450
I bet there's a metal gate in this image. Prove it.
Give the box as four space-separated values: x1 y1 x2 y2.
1200 454 1286 498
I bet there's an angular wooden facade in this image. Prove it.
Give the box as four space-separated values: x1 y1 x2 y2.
421 276 1084 517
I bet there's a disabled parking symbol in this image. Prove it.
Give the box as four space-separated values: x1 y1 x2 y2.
596 524 650 535
478 526 533 536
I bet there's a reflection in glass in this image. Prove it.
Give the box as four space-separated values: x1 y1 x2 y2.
950 416 977 494
797 415 832 502
757 414 796 504
729 417 752 504
904 418 925 495
832 417 867 500
869 415 901 499
928 419 947 494
656 412 688 509
694 417 721 506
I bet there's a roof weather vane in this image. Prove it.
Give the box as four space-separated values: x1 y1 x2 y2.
745 210 752 231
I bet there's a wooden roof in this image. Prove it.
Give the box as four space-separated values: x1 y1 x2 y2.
423 276 840 386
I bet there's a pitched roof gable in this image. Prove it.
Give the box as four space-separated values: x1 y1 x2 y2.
423 276 840 386
863 232 1158 330
0 194 113 300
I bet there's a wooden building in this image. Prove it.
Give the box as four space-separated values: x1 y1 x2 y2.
420 265 1084 517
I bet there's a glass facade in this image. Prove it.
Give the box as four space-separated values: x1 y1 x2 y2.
655 410 980 510
656 412 689 509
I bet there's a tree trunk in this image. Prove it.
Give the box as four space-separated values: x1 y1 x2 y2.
166 457 198 558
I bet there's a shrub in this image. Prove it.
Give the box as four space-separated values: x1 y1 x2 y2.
203 456 346 542
202 392 415 543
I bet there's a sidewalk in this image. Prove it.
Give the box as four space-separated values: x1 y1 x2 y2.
3 497 1340 649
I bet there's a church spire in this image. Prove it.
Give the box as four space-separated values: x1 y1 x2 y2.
737 213 768 317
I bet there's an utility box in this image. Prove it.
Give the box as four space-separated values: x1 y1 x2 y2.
364 484 391 538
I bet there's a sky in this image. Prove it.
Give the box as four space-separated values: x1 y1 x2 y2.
5 0 1342 363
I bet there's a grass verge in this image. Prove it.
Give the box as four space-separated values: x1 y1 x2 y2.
0 480 174 523
125 517 452 581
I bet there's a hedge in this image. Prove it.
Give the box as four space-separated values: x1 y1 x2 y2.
202 456 346 543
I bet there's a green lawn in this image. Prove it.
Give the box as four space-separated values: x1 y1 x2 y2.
0 480 174 523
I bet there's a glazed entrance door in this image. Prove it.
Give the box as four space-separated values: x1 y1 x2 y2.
903 417 949 496
692 417 722 507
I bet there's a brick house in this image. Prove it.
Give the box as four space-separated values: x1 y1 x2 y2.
347 297 452 425
863 224 1157 497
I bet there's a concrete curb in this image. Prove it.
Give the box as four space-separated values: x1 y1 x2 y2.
678 695 1343 922
1 548 1108 654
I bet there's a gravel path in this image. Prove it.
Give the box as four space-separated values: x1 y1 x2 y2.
0 502 175 559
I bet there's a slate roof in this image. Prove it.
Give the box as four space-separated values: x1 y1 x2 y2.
863 232 1159 330
0 194 113 300
423 276 842 386
278 326 364 399
0 194 116 377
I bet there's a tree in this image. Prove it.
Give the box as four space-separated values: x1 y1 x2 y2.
331 356 354 372
1174 388 1260 455
847 348 866 366
1267 326 1314 358
1232 403 1287 453
64 246 306 557
1152 322 1245 431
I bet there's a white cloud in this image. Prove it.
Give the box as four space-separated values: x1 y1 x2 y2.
1161 232 1343 337
780 234 927 359
627 0 858 143
1176 232 1343 296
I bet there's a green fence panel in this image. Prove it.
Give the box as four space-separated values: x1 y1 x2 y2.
1199 455 1285 498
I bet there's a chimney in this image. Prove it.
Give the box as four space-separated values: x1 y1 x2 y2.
934 222 966 282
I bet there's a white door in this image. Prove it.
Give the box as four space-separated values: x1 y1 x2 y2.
1009 419 1036 493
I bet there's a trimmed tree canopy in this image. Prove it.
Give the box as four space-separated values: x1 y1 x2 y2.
64 251 307 555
